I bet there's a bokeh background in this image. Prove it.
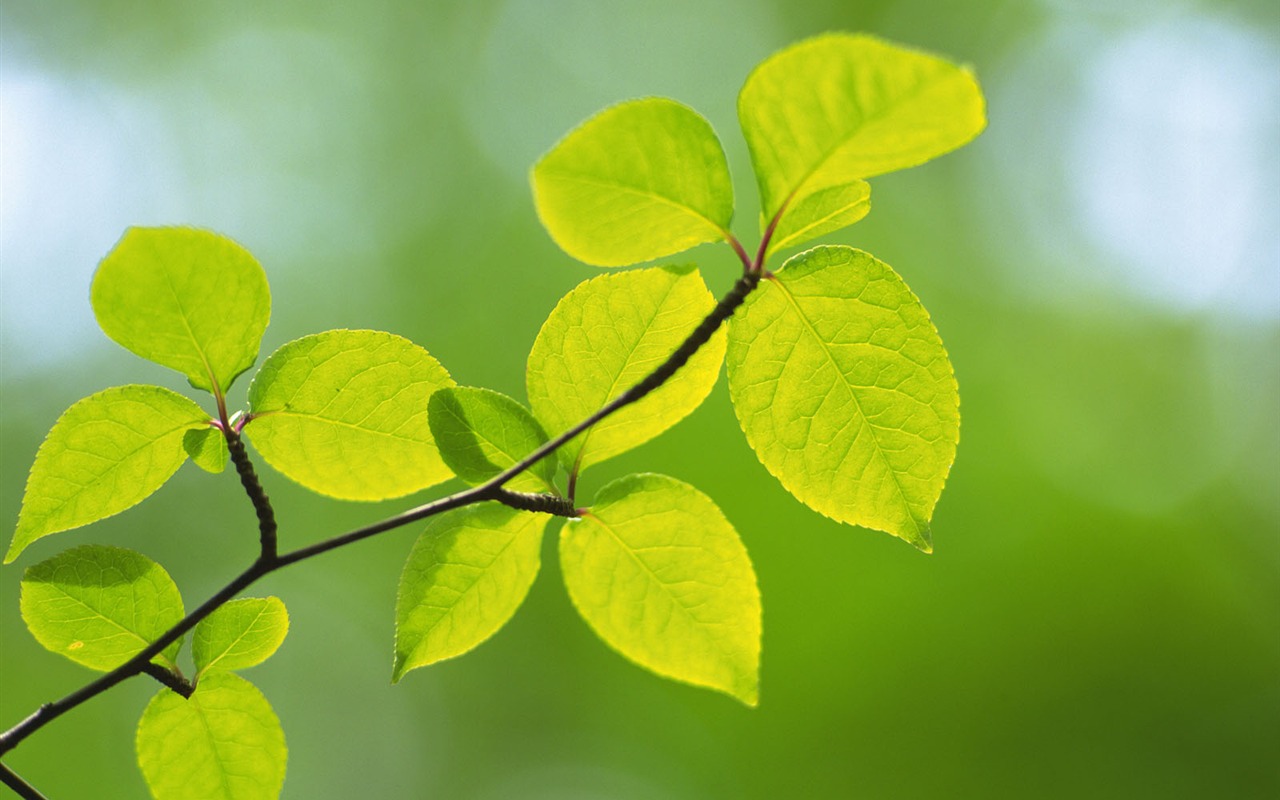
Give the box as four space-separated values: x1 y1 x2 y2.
2 1 1277 798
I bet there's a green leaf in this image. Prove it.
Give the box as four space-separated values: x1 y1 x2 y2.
184 427 228 474
726 246 959 551
245 329 455 501
428 387 558 493
532 97 734 267
91 226 271 395
562 474 761 706
7 385 212 563
20 545 185 671
137 672 286 800
765 179 871 257
192 597 289 677
394 503 546 682
526 265 726 475
739 33 985 236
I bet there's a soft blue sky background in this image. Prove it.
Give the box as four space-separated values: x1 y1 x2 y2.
2 1 1277 797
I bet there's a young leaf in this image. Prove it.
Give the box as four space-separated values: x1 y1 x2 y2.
91 226 271 395
561 474 761 706
245 330 455 501
192 597 289 677
526 265 726 475
765 179 871 257
726 246 959 552
184 427 229 474
532 97 734 267
20 545 185 671
394 503 546 682
136 672 286 800
428 387 558 493
7 385 212 563
739 33 985 238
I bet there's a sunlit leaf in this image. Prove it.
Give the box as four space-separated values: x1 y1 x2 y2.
765 180 871 257
91 226 271 395
184 427 228 474
726 246 959 551
192 597 289 677
561 474 761 705
739 33 985 237
20 545 184 671
428 387 558 493
7 385 211 563
394 503 546 681
136 672 286 800
532 97 734 266
526 265 725 475
245 329 455 501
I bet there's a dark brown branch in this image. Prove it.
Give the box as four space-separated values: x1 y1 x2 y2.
140 663 195 699
225 429 277 560
0 761 47 800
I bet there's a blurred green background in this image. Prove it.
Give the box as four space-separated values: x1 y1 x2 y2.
2 0 1277 797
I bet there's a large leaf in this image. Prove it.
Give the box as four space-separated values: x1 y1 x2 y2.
7 385 211 563
192 597 289 677
726 246 959 551
91 226 271 395
526 265 726 475
394 503 546 681
739 33 985 238
136 673 286 800
428 387 558 493
561 474 761 706
532 97 734 267
20 545 184 671
245 330 455 501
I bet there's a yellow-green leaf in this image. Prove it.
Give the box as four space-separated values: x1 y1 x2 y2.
428 387 558 493
136 673 286 800
562 474 761 706
245 330 455 501
532 97 734 267
20 545 184 671
192 597 289 677
91 227 271 395
183 427 228 474
726 246 959 551
7 385 211 563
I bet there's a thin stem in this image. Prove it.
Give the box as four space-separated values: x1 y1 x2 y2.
140 663 194 698
0 761 47 800
0 261 765 760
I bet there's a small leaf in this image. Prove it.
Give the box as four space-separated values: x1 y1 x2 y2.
726 246 959 551
739 33 985 234
91 227 271 395
532 97 734 267
184 427 228 474
20 545 185 671
526 265 725 475
428 387 558 493
137 672 286 800
192 597 289 677
766 180 871 257
394 503 546 682
562 474 761 705
245 330 455 501
7 385 212 563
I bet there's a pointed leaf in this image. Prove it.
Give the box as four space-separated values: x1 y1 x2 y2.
532 97 734 266
726 246 958 551
245 330 455 501
7 385 212 563
428 387 558 493
526 265 725 474
193 597 289 677
562 474 761 705
137 673 286 800
91 226 271 395
184 427 228 474
20 545 184 671
766 180 871 257
394 503 546 681
740 33 985 232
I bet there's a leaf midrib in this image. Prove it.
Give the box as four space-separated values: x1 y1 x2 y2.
542 169 729 239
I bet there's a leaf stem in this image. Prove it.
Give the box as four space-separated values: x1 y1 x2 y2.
0 761 47 800
140 663 194 698
0 265 765 765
